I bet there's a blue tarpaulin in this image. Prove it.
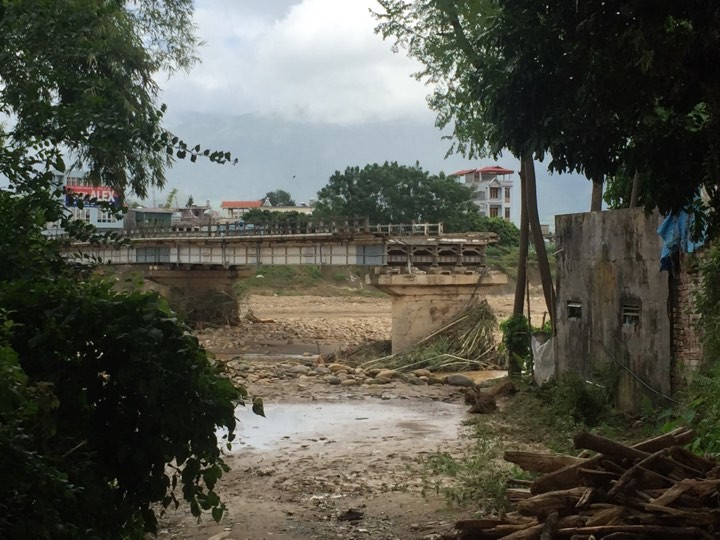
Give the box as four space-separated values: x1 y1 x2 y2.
658 211 705 271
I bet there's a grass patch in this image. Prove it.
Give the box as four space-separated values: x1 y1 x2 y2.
420 375 661 515
420 424 532 514
235 265 387 298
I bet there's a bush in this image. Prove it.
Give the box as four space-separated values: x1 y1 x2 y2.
0 276 243 538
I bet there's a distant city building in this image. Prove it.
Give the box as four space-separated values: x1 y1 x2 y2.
50 171 123 232
220 199 271 218
451 166 514 220
124 208 174 229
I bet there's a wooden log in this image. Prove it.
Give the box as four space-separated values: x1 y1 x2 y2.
574 432 649 461
517 487 587 518
608 450 670 497
532 429 695 495
539 511 559 540
507 488 532 501
575 487 595 508
650 481 694 506
501 524 543 540
633 427 695 452
556 524 704 537
585 505 625 527
668 446 716 475
504 451 584 474
577 467 620 487
454 519 514 539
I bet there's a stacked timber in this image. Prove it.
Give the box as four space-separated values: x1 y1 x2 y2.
449 427 720 539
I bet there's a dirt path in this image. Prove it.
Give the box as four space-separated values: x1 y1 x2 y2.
160 292 545 539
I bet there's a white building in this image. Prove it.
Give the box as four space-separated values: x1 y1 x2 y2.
452 166 514 220
50 172 124 231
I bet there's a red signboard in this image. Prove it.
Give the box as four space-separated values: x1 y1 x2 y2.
65 185 119 207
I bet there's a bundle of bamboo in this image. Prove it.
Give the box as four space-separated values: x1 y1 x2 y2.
446 427 720 539
360 301 501 372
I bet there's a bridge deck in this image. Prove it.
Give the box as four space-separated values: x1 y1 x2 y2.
62 224 498 269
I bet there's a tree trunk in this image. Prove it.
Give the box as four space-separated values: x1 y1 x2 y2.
629 170 641 208
590 176 604 211
522 153 555 323
513 163 529 316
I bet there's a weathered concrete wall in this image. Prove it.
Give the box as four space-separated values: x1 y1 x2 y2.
555 208 670 411
368 271 507 353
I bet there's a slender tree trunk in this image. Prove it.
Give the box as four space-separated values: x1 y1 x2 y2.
522 153 555 323
513 163 529 316
629 170 641 208
590 176 604 211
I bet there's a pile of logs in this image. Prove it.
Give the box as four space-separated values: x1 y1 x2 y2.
450 427 720 539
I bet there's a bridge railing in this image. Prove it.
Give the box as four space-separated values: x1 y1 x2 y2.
52 220 444 240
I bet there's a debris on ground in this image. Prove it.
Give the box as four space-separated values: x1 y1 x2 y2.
359 301 502 373
444 427 720 539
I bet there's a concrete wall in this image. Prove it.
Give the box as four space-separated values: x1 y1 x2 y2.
555 208 670 411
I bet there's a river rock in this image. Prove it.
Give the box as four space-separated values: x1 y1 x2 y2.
324 375 342 385
328 363 352 373
443 374 476 387
426 376 445 385
413 368 432 377
287 364 311 375
314 366 331 375
340 379 357 387
376 369 398 380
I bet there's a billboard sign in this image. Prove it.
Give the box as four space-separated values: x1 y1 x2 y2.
64 185 119 208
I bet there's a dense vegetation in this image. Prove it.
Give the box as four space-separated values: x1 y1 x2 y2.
0 2 243 537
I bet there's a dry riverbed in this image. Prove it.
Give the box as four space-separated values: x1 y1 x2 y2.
158 293 542 540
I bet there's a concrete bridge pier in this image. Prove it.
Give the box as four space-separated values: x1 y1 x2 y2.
367 270 508 354
143 266 250 325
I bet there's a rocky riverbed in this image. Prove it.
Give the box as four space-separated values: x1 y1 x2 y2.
157 293 532 540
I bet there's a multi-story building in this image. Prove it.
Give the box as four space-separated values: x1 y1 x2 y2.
451 166 514 220
52 171 124 231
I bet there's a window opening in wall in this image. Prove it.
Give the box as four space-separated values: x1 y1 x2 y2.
622 304 641 325
504 207 511 219
567 301 582 319
490 187 500 199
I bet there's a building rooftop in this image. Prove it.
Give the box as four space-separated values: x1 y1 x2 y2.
452 166 514 176
220 200 265 209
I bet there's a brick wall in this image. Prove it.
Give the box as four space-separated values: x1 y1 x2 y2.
670 251 704 391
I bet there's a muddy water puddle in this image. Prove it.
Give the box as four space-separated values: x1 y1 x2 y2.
221 399 467 453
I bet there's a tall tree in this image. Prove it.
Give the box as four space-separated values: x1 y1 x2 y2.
314 161 478 229
265 189 296 207
0 2 242 537
377 0 720 233
375 1 556 320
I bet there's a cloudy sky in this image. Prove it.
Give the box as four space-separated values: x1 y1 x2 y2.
156 0 591 225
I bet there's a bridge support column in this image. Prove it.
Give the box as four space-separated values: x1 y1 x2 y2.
367 271 508 354
143 266 250 325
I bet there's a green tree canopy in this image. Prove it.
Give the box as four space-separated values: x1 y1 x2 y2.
313 161 478 230
265 189 296 207
376 1 720 231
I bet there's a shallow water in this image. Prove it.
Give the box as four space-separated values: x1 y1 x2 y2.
219 399 466 453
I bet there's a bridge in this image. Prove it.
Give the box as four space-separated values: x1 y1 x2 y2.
63 221 495 270
65 221 508 352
